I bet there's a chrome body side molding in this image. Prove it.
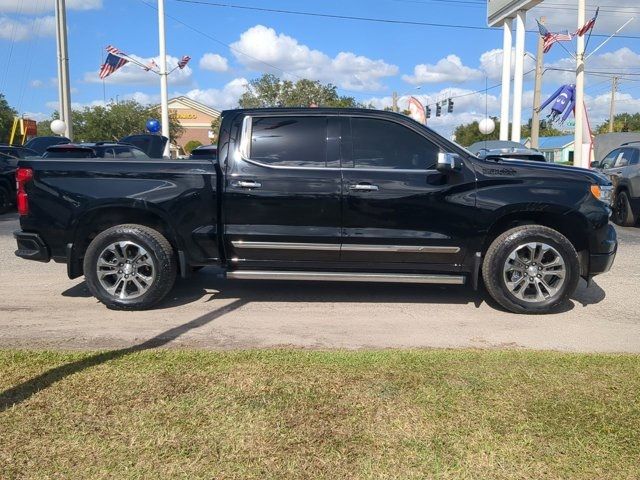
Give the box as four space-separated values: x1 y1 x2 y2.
232 241 460 254
232 241 340 251
226 270 465 285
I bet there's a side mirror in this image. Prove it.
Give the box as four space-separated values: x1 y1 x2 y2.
437 152 461 173
590 160 601 170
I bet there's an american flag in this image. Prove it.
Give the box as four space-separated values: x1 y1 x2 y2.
576 7 599 36
537 20 572 54
144 59 158 71
99 50 128 79
177 55 191 69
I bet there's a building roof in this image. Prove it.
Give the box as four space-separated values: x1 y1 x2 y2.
160 96 221 118
537 135 575 150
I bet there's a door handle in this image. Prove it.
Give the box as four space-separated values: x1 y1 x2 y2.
234 180 262 189
349 183 379 192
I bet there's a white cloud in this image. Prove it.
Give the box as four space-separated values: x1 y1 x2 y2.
23 111 50 122
529 0 640 35
29 80 45 88
83 54 193 86
0 0 101 14
403 55 484 85
177 77 249 110
230 25 397 91
123 92 160 105
199 53 229 72
479 48 536 81
0 15 55 41
46 99 107 110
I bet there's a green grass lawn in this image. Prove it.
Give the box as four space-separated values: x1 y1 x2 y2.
1 349 639 479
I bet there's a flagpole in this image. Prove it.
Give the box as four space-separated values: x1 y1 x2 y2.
575 0 586 168
158 0 171 158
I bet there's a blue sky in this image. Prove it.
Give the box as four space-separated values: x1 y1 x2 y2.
1 0 639 136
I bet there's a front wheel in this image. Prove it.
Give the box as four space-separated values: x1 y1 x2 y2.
612 191 637 227
482 225 580 314
83 224 177 310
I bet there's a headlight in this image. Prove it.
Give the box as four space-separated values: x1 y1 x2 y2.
590 185 613 205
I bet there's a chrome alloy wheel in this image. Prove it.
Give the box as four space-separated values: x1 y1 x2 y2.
96 241 155 299
502 242 566 303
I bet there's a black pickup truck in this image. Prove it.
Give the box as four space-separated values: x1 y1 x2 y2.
14 108 617 314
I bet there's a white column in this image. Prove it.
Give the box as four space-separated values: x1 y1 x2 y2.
56 0 73 140
158 0 170 158
511 10 526 143
574 0 586 168
499 18 513 141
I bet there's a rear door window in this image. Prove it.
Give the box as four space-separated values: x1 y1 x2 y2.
349 117 439 170
250 116 327 167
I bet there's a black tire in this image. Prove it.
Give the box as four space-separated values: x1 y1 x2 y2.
0 185 11 214
613 190 636 227
83 224 177 310
482 225 580 314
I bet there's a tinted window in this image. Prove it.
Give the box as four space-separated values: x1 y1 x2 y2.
114 147 135 158
630 148 640 166
250 116 327 167
601 149 620 169
616 148 636 167
350 117 439 169
43 149 95 158
131 148 149 159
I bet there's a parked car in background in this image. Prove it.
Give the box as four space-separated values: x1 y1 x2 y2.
14 108 616 314
592 142 640 226
476 147 547 163
23 136 70 155
43 142 150 159
189 144 217 160
0 145 39 213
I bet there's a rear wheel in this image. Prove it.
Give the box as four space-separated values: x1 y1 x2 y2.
613 190 636 227
482 225 580 314
83 224 177 310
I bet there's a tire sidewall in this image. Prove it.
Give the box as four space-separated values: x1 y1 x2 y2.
487 228 580 313
613 191 634 226
84 226 175 309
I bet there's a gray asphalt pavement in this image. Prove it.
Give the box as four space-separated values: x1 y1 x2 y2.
1 212 639 352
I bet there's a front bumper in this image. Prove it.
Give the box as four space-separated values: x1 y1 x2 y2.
14 231 50 262
587 223 617 276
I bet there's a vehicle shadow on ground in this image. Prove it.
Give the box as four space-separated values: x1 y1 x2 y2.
0 298 248 413
62 269 606 313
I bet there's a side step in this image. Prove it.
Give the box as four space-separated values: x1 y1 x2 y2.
226 271 465 285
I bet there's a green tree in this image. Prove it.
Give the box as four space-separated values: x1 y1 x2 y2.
597 113 640 134
239 74 358 108
209 115 221 144
184 140 202 153
453 118 563 147
0 93 17 144
36 101 184 143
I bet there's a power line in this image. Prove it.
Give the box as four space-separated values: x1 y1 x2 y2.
139 0 383 97
174 0 640 39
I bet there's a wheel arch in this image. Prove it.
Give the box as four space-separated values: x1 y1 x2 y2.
69 204 181 278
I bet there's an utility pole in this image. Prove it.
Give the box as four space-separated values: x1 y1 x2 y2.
531 16 545 149
55 0 73 140
157 0 171 158
499 18 513 141
574 0 587 168
511 10 526 143
608 76 618 133
392 91 399 113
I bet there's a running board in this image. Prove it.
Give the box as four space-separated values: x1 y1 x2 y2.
226 271 465 285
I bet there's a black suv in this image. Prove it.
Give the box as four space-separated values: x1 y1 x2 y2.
593 141 640 226
43 142 150 159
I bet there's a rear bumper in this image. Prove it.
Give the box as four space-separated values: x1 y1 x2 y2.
14 231 50 262
587 223 617 276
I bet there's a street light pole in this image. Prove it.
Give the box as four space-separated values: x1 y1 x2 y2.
55 0 73 140
499 18 513 141
574 0 586 167
157 0 171 158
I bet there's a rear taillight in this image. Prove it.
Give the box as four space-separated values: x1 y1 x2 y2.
16 167 33 216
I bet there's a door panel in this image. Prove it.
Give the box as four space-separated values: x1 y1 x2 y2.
340 116 477 267
224 115 341 264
